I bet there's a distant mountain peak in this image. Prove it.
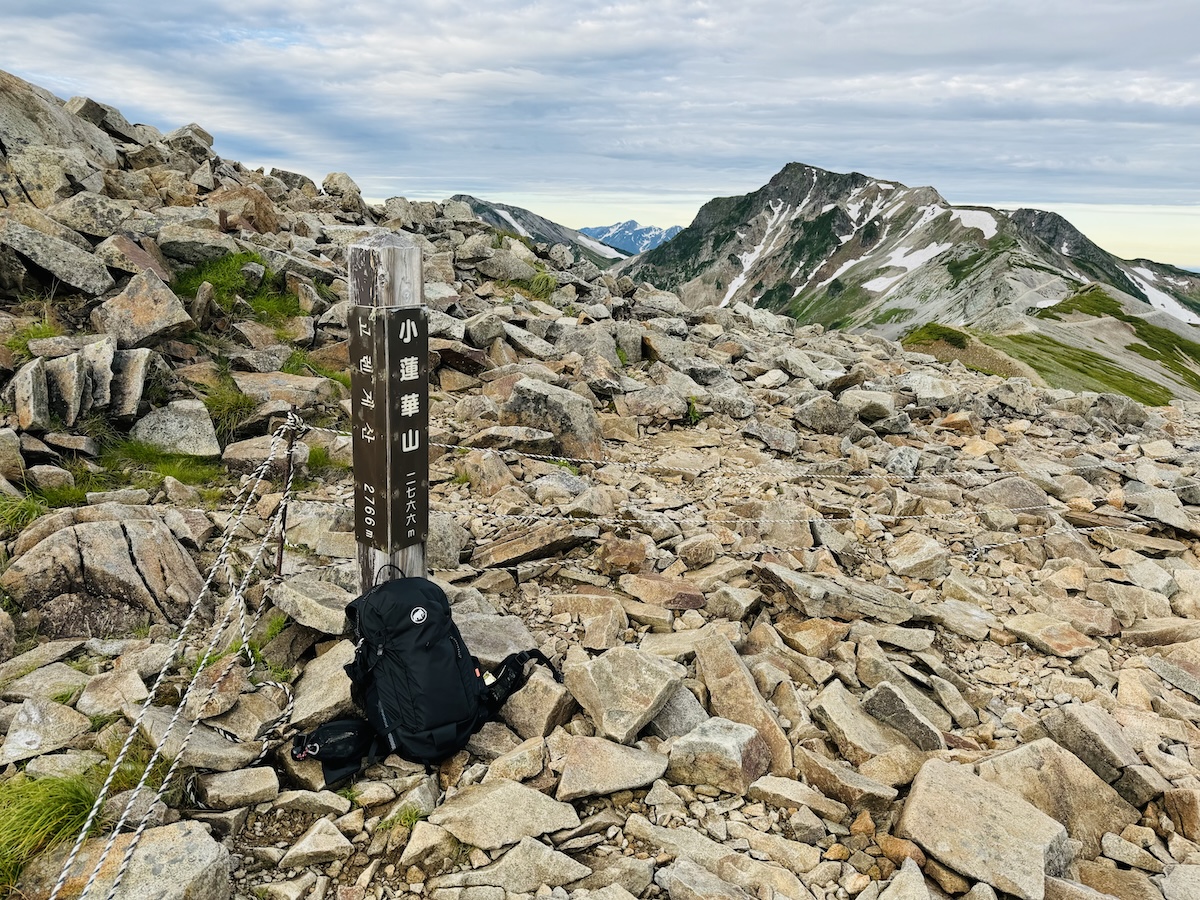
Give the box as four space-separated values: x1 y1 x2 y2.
580 221 682 255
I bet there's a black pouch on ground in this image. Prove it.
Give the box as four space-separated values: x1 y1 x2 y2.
290 718 379 789
343 575 562 766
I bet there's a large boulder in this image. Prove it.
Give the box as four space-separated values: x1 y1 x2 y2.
897 759 1074 900
0 218 114 295
91 270 194 349
501 377 604 461
131 399 221 456
0 516 206 636
17 820 230 900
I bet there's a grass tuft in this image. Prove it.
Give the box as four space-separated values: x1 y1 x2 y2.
202 382 259 445
100 440 224 487
281 350 351 389
0 775 99 892
4 318 64 363
173 252 302 325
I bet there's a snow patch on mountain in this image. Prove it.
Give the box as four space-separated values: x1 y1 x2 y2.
1128 269 1200 325
950 209 998 239
863 242 953 295
576 234 626 260
722 200 792 307
495 209 529 238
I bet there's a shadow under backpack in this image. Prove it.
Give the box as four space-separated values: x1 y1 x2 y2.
292 576 558 786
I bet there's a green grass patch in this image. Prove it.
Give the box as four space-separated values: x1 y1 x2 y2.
0 775 99 892
173 252 301 325
1037 286 1200 392
282 350 351 389
0 494 48 533
99 440 224 487
902 322 971 349
874 306 913 325
3 318 64 363
202 381 259 445
304 445 351 484
981 332 1173 406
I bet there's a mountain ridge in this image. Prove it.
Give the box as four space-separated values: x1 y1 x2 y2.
616 161 1200 402
579 220 682 254
449 193 628 269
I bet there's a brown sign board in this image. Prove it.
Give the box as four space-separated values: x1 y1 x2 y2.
348 306 429 554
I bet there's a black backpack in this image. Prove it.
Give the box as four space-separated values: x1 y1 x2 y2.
329 575 558 768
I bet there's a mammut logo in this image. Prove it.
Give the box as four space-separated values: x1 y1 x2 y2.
410 607 427 624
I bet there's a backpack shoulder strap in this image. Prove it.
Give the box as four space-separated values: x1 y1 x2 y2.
484 649 561 714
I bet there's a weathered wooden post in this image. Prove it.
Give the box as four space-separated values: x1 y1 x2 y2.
348 232 429 594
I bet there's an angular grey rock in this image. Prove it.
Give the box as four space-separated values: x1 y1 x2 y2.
455 612 539 669
289 640 356 731
887 532 949 580
8 357 50 431
748 775 849 821
222 435 310 478
477 250 538 282
976 738 1139 860
155 223 239 266
793 396 855 434
1 661 89 703
131 399 221 457
792 747 897 815
91 270 194 349
44 352 88 427
17 821 229 900
623 813 729 872
500 668 577 739
195 767 280 811
1162 865 1200 900
501 377 604 461
862 681 946 751
137 703 262 773
878 857 931 900
399 821 460 872
45 191 137 238
1 518 205 632
655 858 753 900
665 717 771 795
856 638 952 731
0 698 90 764
564 646 685 743
0 218 114 294
268 576 354 636
694 634 792 775
897 759 1073 900
427 778 580 850
279 817 353 868
109 348 155 418
757 564 917 624
1041 704 1139 783
966 476 1054 515
648 682 711 740
810 679 919 764
429 837 590 892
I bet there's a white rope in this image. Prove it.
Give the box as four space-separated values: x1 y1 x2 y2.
50 422 294 900
97 443 300 900
303 422 1183 488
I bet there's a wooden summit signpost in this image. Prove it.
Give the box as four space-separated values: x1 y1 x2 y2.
348 232 429 594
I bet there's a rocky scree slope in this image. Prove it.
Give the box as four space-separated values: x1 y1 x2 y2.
617 163 1200 404
3 67 1200 900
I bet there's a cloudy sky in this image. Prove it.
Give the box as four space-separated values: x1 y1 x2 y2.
5 0 1199 267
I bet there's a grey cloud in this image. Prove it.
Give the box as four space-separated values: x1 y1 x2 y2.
2 0 1198 244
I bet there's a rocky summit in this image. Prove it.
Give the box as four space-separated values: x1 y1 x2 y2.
4 66 1200 900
